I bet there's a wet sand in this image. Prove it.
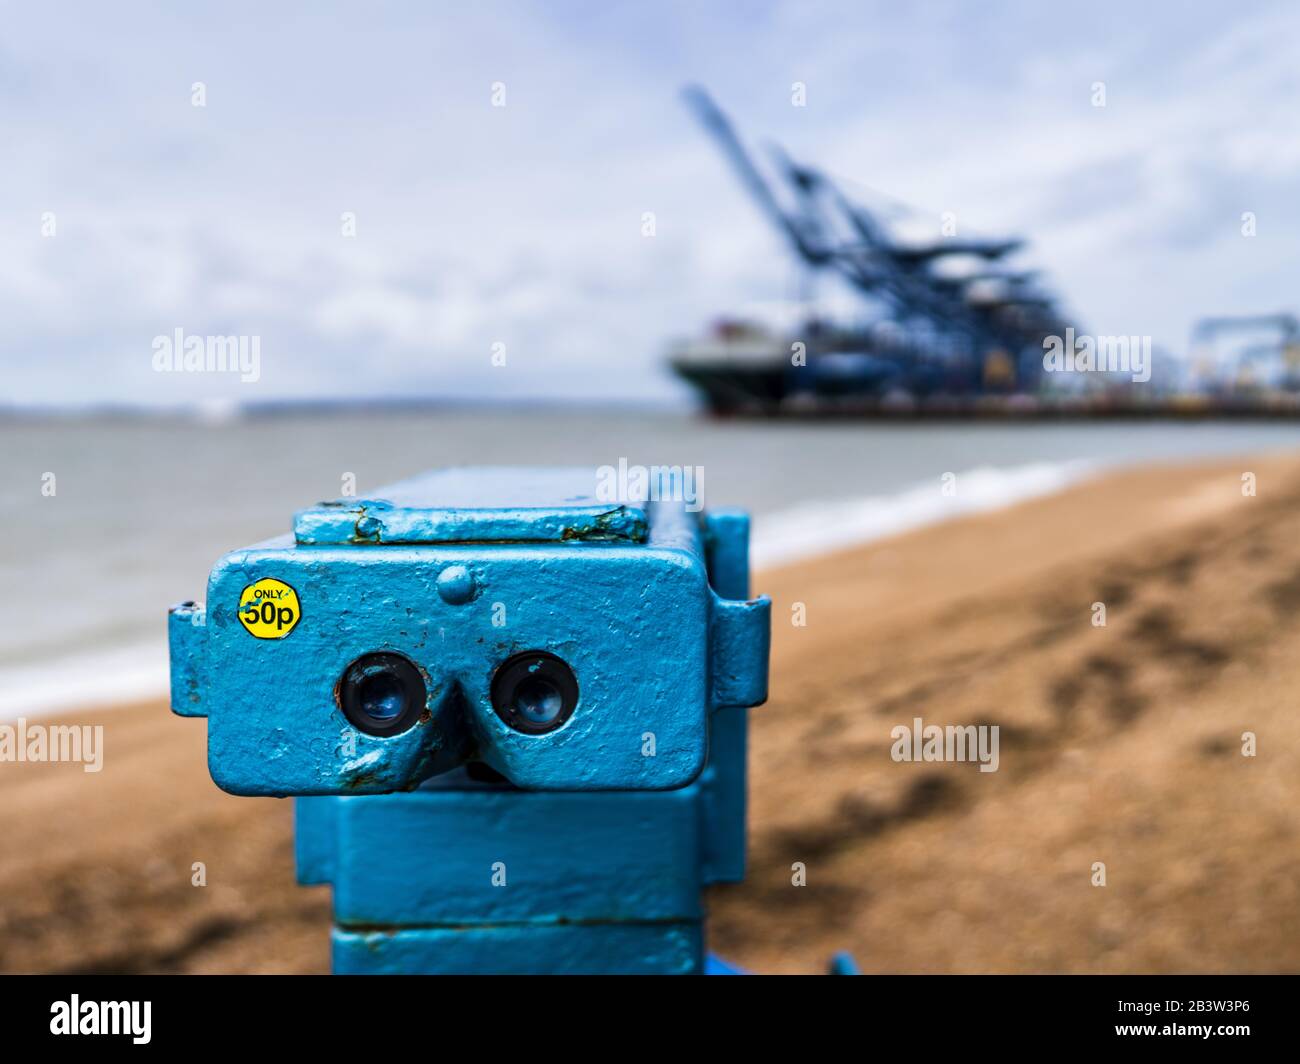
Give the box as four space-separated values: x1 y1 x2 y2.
3 454 1299 973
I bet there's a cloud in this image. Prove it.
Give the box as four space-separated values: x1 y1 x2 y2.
1 1 1298 405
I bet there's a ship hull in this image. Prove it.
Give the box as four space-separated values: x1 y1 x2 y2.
671 358 1300 419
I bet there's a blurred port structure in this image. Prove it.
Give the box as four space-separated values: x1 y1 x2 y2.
1186 314 1300 401
671 87 1300 419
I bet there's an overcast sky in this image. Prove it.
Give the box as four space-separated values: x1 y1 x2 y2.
2 0 1298 407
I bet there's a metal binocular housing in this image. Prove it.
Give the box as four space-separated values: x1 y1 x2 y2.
169 467 771 796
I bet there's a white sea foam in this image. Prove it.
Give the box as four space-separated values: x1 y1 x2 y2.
0 641 169 722
751 460 1096 571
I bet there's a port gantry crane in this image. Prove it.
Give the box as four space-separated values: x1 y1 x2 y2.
1189 313 1300 392
681 85 1068 397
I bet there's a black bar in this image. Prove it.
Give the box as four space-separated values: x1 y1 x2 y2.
0 974 1289 1051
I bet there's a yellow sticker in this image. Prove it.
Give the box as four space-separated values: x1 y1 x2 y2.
238 578 301 639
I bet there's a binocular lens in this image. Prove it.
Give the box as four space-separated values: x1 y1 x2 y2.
340 653 426 736
357 671 407 723
512 676 564 726
491 652 578 735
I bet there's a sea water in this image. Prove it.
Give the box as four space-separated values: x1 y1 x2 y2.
2 406 1297 717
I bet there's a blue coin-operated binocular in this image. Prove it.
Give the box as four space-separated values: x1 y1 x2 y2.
169 467 771 973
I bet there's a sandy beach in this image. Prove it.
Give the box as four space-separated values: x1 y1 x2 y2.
4 453 1300 974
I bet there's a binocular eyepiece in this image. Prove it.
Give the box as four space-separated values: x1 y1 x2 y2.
339 653 427 736
340 649 579 738
490 651 580 734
